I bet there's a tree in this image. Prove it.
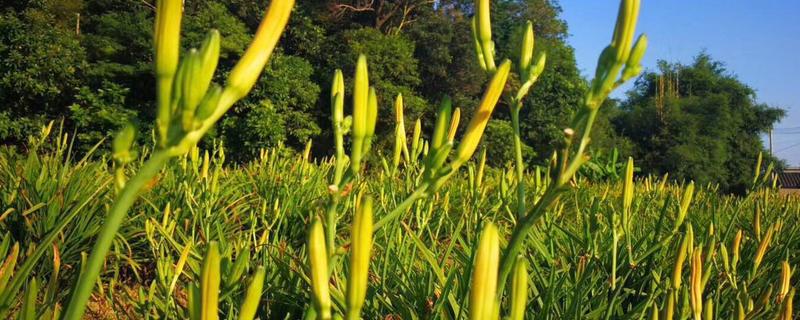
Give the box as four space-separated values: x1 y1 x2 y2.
613 53 785 193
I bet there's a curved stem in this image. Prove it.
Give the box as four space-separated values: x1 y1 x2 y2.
373 183 429 231
62 150 172 320
510 103 526 220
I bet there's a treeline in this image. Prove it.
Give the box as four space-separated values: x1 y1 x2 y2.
0 0 784 193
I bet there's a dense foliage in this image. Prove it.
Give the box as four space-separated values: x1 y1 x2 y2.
612 55 785 193
0 131 797 318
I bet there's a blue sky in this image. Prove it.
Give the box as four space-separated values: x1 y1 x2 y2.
560 0 800 166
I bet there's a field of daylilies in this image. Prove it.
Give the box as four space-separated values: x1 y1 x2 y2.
0 0 797 319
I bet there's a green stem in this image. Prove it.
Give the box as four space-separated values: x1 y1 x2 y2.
510 103 526 220
496 185 564 299
62 150 172 320
373 183 429 231
326 194 340 257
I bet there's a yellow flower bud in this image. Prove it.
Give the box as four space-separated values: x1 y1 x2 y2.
779 260 791 302
448 107 461 143
239 267 266 320
753 224 774 276
690 247 703 320
350 55 369 172
362 87 378 157
732 229 742 270
308 218 331 319
227 0 295 100
509 256 528 320
675 182 694 232
346 194 374 319
673 225 692 290
474 0 496 71
453 60 510 169
200 241 221 320
611 0 641 62
781 288 794 320
469 222 500 320
331 69 345 125
519 21 534 74
153 0 182 144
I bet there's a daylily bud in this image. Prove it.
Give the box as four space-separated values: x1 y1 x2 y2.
448 107 461 143
227 0 294 100
331 69 345 125
519 21 534 74
431 96 453 151
675 182 694 232
350 55 369 172
469 222 500 320
362 87 378 157
154 0 182 143
509 256 528 320
779 260 791 302
112 124 137 163
453 60 510 169
690 247 703 320
471 17 487 71
200 242 221 320
308 218 331 319
239 267 266 320
622 157 634 222
393 94 408 168
621 34 647 81
673 225 692 290
781 288 794 320
474 0 495 71
732 229 742 270
611 0 641 62
194 85 223 123
195 29 221 100
753 225 774 276
527 51 547 83
412 118 422 161
346 195 374 319
181 49 203 130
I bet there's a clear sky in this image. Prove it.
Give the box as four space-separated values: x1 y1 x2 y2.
560 0 800 166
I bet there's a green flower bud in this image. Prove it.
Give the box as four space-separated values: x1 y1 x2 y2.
331 69 345 125
611 0 641 62
346 195 374 319
621 34 647 81
112 124 137 163
474 0 495 71
431 96 453 151
471 17 487 71
154 0 182 144
351 54 369 172
239 267 266 320
308 218 331 320
519 21 534 75
362 87 378 157
194 85 223 123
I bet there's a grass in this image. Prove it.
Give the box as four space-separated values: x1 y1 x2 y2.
0 128 797 319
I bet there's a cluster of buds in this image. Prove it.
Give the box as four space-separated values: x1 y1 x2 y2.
514 21 547 102
151 0 294 154
587 0 647 108
308 194 374 320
